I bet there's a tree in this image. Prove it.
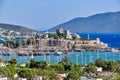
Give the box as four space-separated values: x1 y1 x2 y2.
51 64 65 72
6 65 16 78
0 67 11 77
31 68 38 79
84 63 97 73
59 55 76 71
106 61 118 72
30 59 48 69
37 69 58 80
95 59 104 67
66 71 80 80
36 61 47 69
30 59 36 68
72 36 78 40
18 68 32 78
0 58 3 62
9 58 17 64
53 34 59 39
48 71 58 80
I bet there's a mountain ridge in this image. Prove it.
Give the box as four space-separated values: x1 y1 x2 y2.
0 23 37 33
48 11 120 33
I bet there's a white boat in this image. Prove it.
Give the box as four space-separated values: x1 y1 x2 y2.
54 50 63 56
31 54 34 59
111 48 119 52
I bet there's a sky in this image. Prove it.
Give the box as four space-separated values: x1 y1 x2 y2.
0 0 120 31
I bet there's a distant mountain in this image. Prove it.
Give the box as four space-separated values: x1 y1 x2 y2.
48 11 120 33
0 23 37 33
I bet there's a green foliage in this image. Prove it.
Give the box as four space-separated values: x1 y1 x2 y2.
48 71 58 80
51 64 65 72
113 73 120 80
53 34 59 39
1 57 120 80
95 58 104 67
0 58 3 62
84 63 97 73
18 68 32 78
0 67 11 77
95 59 118 72
72 36 78 40
6 65 16 77
3 40 26 48
48 33 59 39
37 69 58 80
66 71 80 80
30 59 47 69
59 55 75 71
9 58 17 64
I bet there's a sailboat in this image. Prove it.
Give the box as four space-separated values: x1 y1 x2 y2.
31 53 34 59
54 50 63 56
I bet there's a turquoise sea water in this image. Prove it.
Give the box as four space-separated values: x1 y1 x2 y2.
1 51 120 65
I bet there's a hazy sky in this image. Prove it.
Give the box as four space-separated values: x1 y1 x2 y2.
0 0 120 31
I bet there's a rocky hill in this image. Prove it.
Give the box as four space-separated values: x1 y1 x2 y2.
48 11 120 33
0 23 37 33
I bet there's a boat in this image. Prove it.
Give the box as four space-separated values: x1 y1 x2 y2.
111 48 119 52
105 48 119 52
31 54 34 59
45 52 51 55
54 50 63 56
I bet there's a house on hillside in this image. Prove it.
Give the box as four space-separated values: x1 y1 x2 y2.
0 76 8 80
18 78 27 80
33 76 46 80
81 76 102 80
0 62 6 67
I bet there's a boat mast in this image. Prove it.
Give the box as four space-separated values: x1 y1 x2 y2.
81 52 83 65
76 53 78 65
90 52 92 63
48 53 50 63
97 50 100 59
84 56 86 66
105 52 107 61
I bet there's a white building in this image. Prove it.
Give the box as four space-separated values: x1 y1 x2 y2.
18 78 27 80
97 67 102 72
81 76 102 80
0 62 6 67
58 73 68 78
0 77 7 80
64 30 72 39
33 76 46 80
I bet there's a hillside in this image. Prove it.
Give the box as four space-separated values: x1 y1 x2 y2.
0 23 37 33
48 11 120 33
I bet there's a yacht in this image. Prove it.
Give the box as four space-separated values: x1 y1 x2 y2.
54 50 63 56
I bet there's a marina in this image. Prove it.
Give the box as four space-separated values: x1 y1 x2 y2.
0 51 120 65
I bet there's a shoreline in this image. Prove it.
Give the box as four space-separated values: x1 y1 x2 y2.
0 47 120 57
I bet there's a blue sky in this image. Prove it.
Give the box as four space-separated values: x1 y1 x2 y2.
0 0 120 31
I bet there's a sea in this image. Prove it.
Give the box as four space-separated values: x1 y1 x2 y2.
0 33 120 64
78 33 120 48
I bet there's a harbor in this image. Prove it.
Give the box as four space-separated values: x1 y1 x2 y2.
0 28 120 65
0 51 120 65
